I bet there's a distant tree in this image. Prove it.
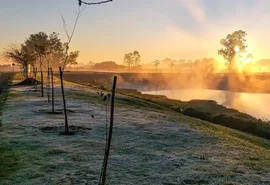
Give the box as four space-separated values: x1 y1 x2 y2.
88 61 94 65
87 61 95 69
154 60 160 73
169 60 175 73
93 61 126 71
218 30 251 67
124 53 133 70
123 51 141 70
133 51 141 66
3 45 36 78
192 58 216 76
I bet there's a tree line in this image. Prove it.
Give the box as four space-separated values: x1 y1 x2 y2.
2 29 253 75
3 32 79 78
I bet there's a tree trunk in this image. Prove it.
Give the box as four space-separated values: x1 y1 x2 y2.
47 68 50 103
59 67 69 134
51 68 55 113
40 55 44 97
41 71 44 97
100 76 117 185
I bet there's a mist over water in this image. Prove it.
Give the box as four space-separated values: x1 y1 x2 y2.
142 89 270 120
61 71 270 121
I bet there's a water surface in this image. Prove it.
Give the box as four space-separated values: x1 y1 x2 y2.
142 89 270 120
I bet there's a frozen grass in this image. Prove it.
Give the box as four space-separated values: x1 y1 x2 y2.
0 78 269 184
115 89 270 141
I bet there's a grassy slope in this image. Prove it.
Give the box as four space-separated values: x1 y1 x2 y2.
63 77 270 148
69 88 270 150
59 73 270 140
114 89 270 140
67 86 270 184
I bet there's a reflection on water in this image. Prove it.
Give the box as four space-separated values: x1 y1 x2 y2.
142 89 270 120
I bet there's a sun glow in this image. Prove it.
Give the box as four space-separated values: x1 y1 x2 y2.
234 51 254 72
215 50 254 73
234 46 240 53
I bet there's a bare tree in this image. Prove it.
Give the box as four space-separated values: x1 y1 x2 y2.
61 6 85 71
60 0 113 134
154 60 160 73
169 60 176 73
3 45 36 79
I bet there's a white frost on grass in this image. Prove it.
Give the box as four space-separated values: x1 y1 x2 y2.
0 82 269 185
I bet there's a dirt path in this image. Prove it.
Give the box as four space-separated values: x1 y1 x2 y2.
0 81 269 185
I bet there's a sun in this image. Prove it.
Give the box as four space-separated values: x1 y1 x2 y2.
234 46 240 53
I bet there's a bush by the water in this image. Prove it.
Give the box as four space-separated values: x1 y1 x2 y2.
182 107 270 139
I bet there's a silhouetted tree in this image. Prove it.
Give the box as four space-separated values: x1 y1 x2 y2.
123 51 141 70
133 50 141 66
154 60 160 73
3 45 36 78
92 61 126 71
169 60 175 73
218 30 250 66
124 53 133 70
22 32 79 70
23 32 49 70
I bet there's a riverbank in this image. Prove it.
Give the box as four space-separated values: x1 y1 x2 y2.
115 88 270 141
59 72 270 140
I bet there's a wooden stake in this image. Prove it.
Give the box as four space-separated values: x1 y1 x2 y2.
51 68 55 113
41 70 44 97
59 67 69 134
100 76 117 185
34 67 37 91
47 67 51 103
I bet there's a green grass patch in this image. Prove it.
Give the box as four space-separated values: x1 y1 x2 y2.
0 145 24 180
0 73 14 125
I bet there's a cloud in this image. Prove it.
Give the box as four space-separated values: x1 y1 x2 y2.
178 0 206 23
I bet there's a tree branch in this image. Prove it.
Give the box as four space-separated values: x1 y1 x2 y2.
79 0 113 6
61 5 85 71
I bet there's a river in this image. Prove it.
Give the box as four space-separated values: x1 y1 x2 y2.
142 89 270 120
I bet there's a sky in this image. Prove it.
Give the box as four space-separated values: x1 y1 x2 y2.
1 0 270 64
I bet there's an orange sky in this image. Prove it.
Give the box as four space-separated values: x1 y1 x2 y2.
1 0 270 65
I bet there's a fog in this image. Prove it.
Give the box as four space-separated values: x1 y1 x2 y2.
119 59 270 119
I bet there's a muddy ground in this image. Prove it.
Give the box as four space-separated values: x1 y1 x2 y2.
0 78 269 185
